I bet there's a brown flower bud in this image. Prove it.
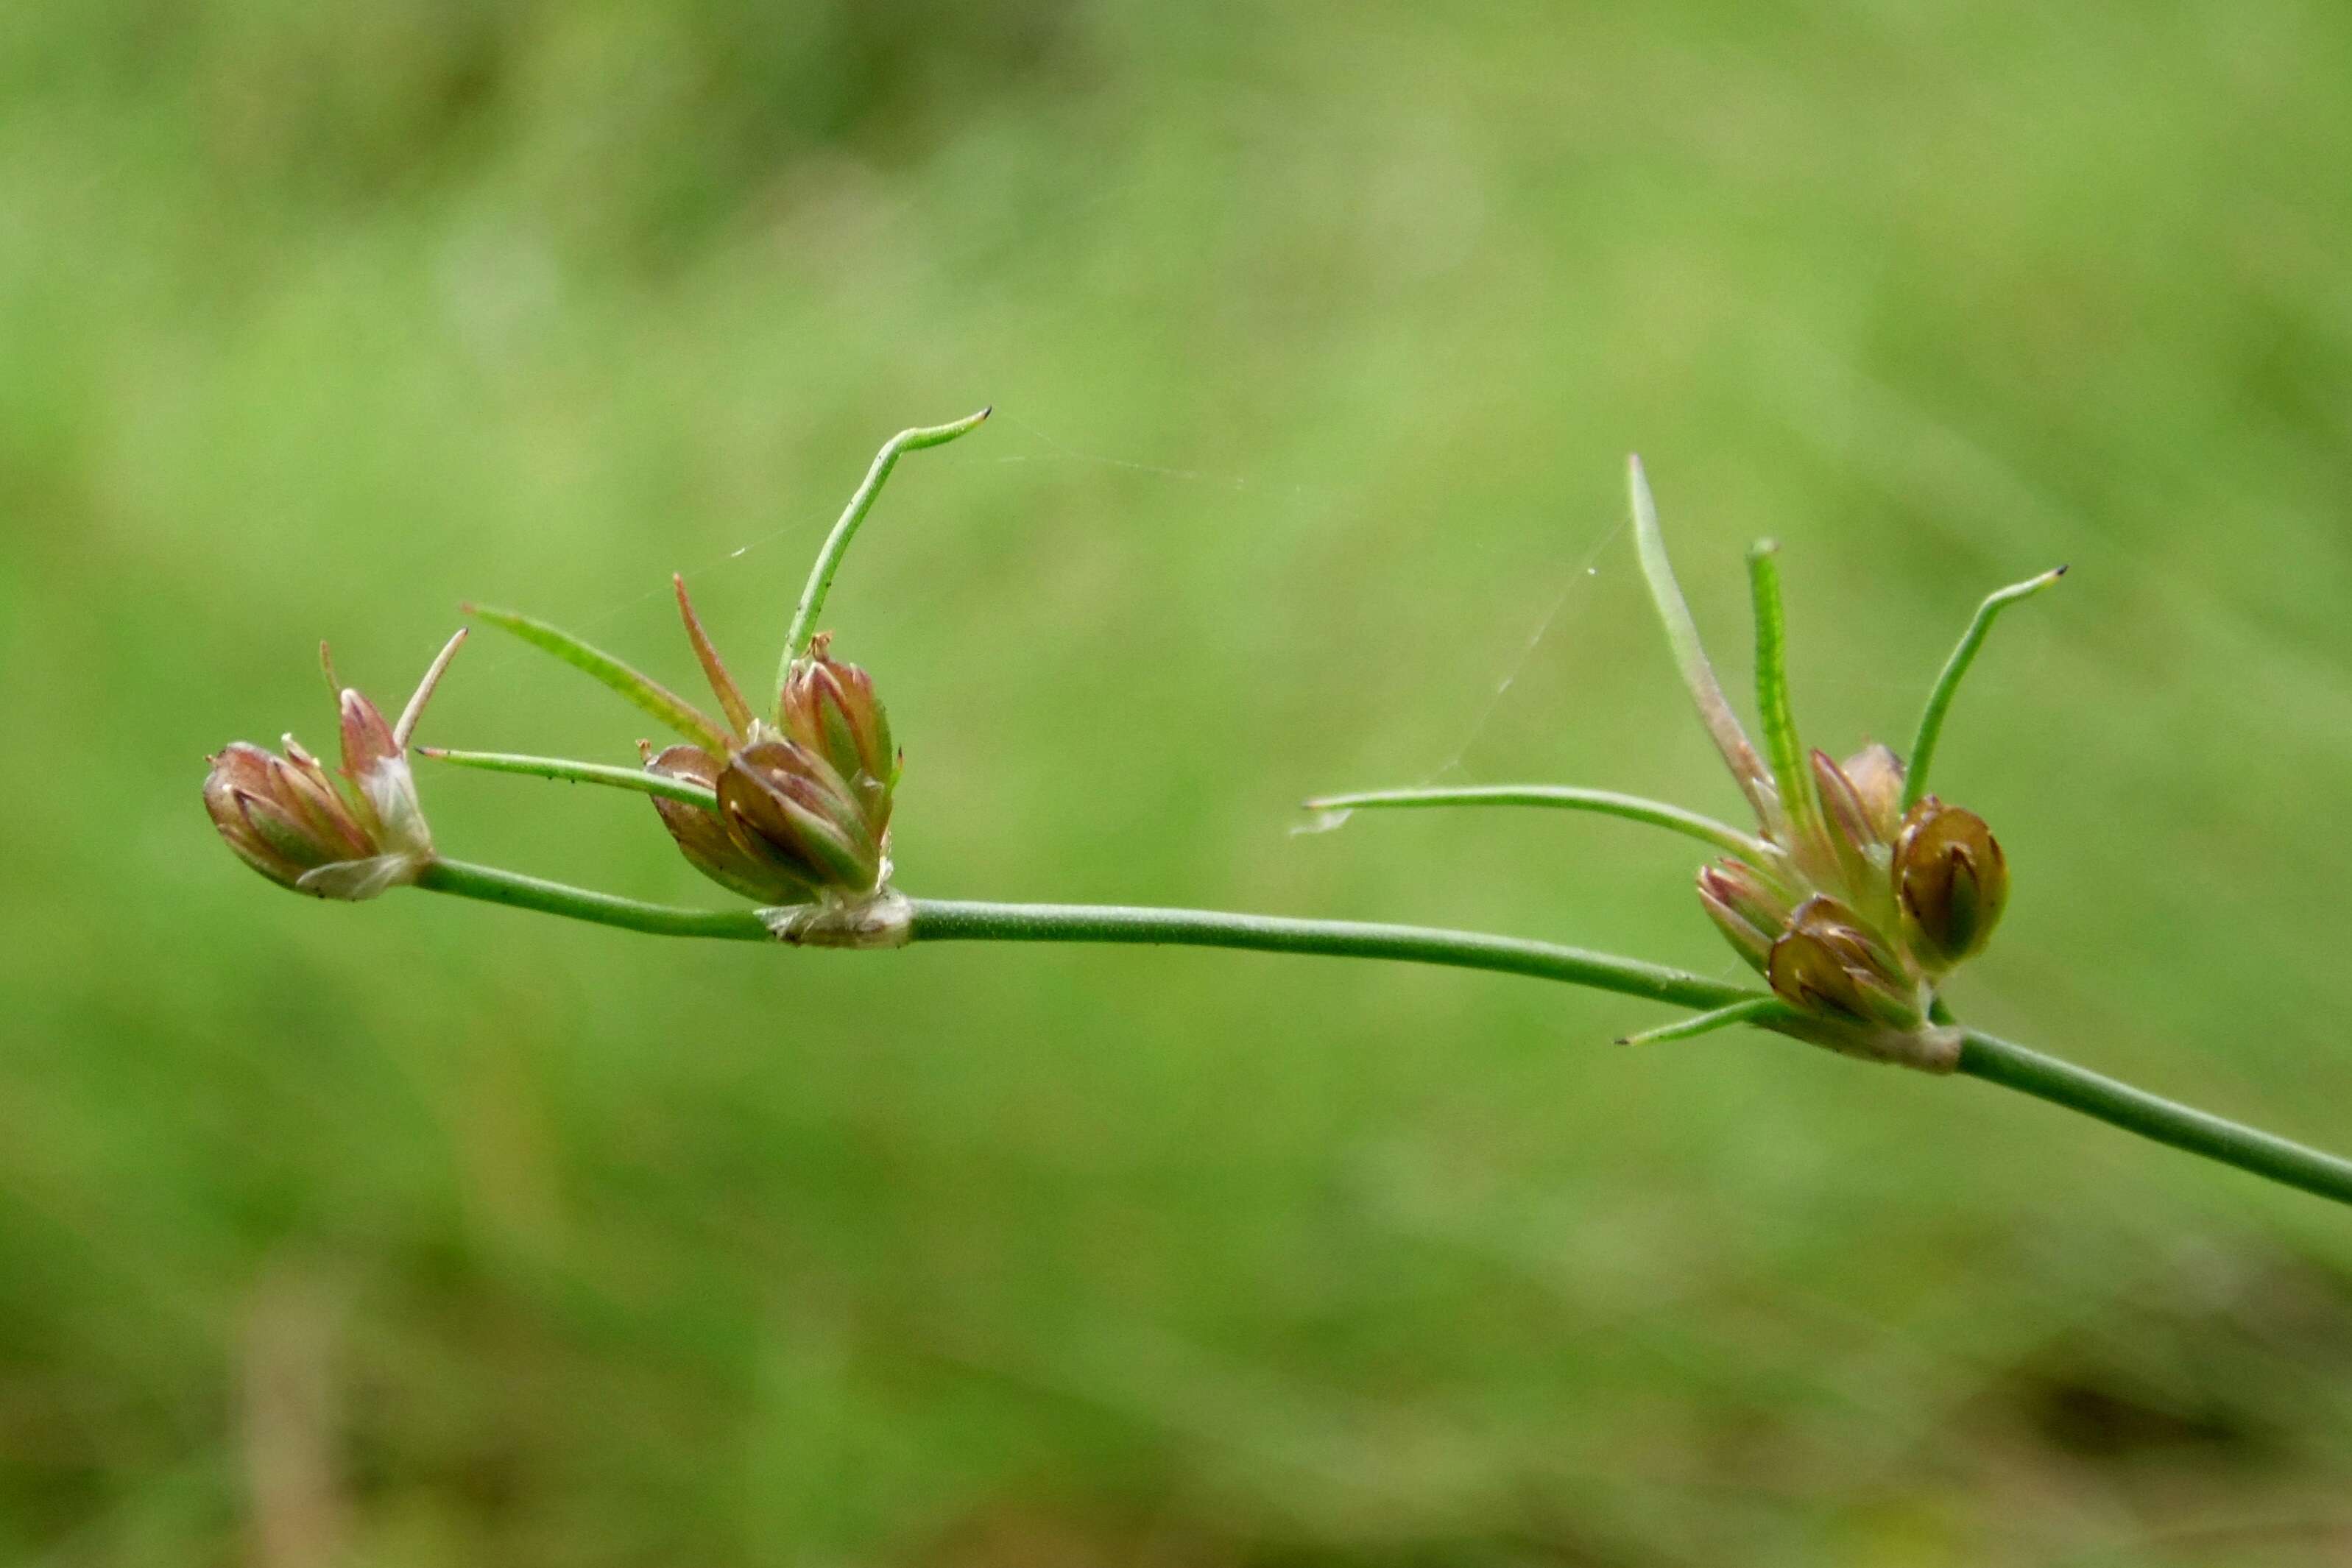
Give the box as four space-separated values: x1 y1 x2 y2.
1894 797 2008 970
1767 894 1922 1030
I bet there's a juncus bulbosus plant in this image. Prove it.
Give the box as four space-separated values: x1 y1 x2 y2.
206 414 2352 1209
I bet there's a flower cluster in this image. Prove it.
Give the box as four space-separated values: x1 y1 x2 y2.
1697 745 2007 1063
203 632 465 901
643 582 900 908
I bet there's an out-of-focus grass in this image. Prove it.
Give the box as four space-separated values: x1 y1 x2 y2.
7 2 2352 1562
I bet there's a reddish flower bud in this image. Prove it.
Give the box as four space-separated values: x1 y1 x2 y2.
205 632 463 900
1696 859 1793 974
779 635 897 817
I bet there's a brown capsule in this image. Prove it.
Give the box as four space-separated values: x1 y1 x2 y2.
1895 798 2008 970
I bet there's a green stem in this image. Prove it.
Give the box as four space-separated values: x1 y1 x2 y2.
414 858 1752 1009
421 748 718 810
780 408 992 688
906 899 1753 1009
1957 1028 2352 1206
1302 785 1782 864
416 859 767 939
1904 566 2066 810
407 861 2352 1209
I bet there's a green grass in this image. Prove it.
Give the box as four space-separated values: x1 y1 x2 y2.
10 2 2352 1562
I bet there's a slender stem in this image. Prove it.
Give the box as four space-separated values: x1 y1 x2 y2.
412 859 1754 1011
1301 784 1782 864
1957 1028 2352 1207
1904 566 2067 810
780 408 992 687
1627 456 1780 830
416 859 768 939
420 749 718 810
1746 541 1818 841
906 899 1755 1009
406 860 2352 1210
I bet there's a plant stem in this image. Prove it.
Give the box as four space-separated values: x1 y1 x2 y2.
905 899 1754 1010
417 859 769 939
414 859 1755 1010
409 859 2352 1209
780 408 992 688
1957 1028 2352 1205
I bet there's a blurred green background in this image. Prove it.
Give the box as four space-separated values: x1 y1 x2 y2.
9 1 2352 1562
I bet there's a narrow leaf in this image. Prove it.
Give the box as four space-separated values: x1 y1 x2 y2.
780 406 992 696
465 604 734 754
672 575 755 738
1617 996 1789 1045
1628 456 1779 828
1904 566 2067 810
420 747 720 810
1746 541 1817 841
1302 784 1784 865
